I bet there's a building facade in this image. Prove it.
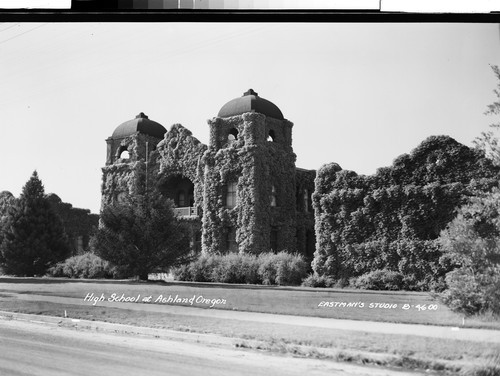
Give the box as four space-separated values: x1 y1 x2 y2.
101 90 316 260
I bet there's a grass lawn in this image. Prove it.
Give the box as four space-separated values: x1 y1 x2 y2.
0 276 491 328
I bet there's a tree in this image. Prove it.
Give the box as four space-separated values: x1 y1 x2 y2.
93 192 191 280
474 65 500 166
438 189 500 315
0 171 70 276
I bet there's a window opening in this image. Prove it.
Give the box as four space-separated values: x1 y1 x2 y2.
119 147 130 159
270 185 277 207
226 227 237 253
226 181 238 208
267 129 276 142
228 128 238 145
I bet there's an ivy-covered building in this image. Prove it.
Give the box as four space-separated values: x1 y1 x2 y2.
101 89 316 259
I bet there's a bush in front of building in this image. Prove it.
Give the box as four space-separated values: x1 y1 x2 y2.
349 269 405 291
211 253 261 284
301 274 336 288
274 252 309 286
47 252 117 279
173 251 308 286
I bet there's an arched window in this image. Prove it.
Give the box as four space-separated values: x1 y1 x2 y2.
270 185 277 207
267 129 276 142
118 146 130 160
228 128 238 145
226 181 238 208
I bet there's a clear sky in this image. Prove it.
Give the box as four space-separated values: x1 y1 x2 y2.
1 22 499 214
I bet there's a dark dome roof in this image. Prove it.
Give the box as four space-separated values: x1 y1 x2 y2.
45 193 62 203
112 112 167 139
218 89 284 120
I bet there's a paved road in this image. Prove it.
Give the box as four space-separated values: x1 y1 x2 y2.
5 292 499 343
0 319 423 376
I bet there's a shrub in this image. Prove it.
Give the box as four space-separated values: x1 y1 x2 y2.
215 253 260 284
274 252 308 286
47 252 115 279
301 273 336 288
440 268 500 316
239 254 261 284
350 269 404 291
257 253 278 285
173 251 308 286
172 263 192 281
183 253 217 282
209 253 249 284
257 252 308 286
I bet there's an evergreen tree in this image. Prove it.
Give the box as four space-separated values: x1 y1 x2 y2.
93 192 191 280
0 171 70 276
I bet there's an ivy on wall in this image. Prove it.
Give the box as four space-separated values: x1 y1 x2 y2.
156 124 207 213
101 133 163 209
202 112 308 255
312 135 500 288
102 115 315 258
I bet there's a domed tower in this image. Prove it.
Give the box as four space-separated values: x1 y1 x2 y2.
101 112 166 209
202 89 297 254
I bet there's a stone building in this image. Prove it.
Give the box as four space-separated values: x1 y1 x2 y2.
101 89 316 260
46 194 99 255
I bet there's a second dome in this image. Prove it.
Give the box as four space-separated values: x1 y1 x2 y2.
217 89 284 120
